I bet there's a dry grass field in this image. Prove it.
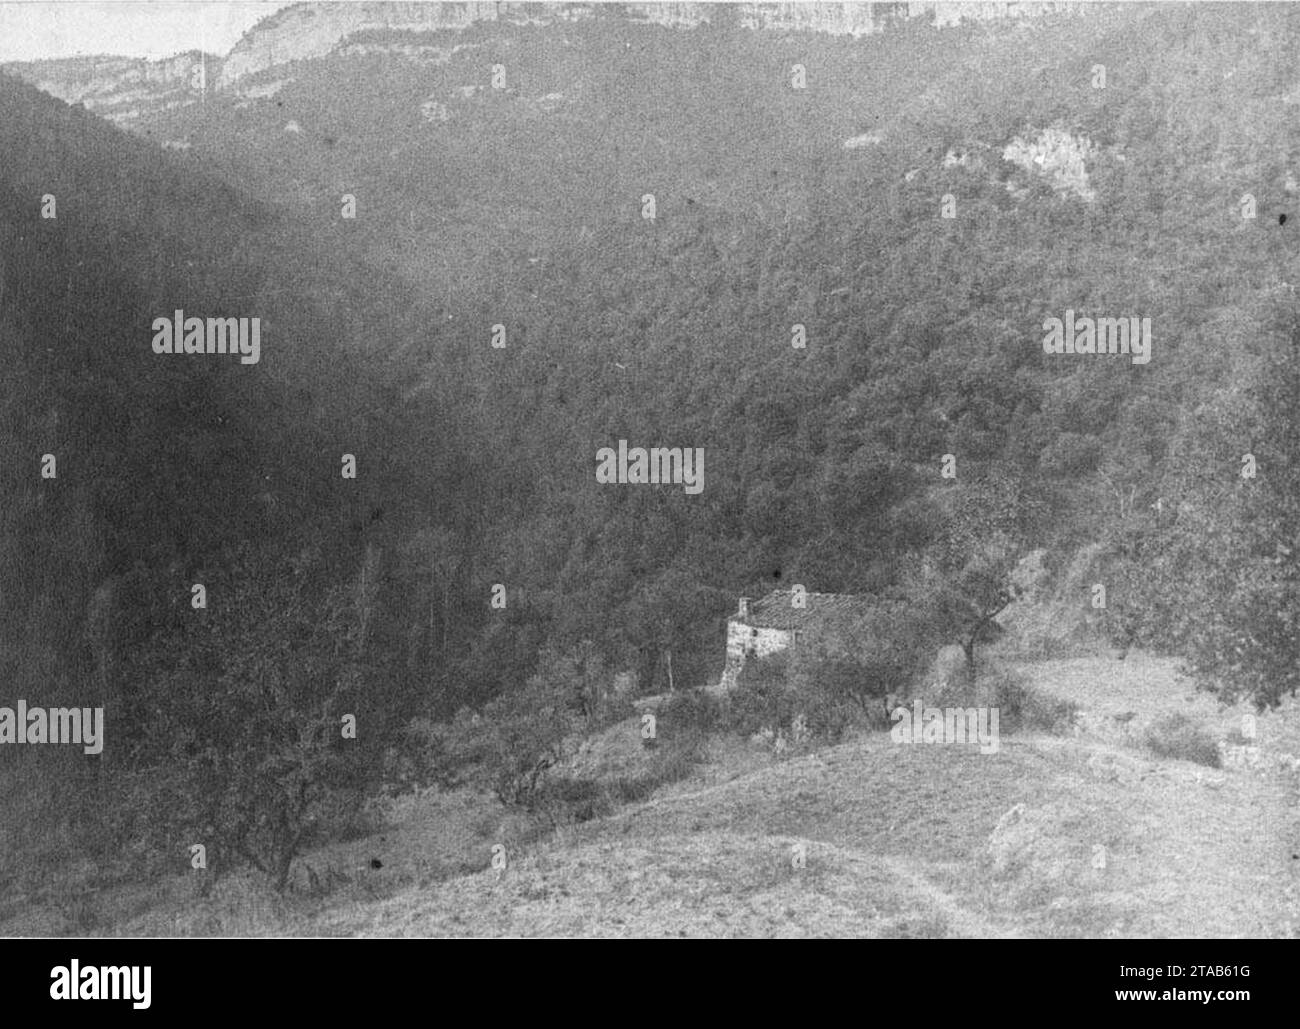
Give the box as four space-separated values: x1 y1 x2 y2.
9 651 1294 939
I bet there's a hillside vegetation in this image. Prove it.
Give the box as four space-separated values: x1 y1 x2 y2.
0 2 1297 927
143 2 1299 708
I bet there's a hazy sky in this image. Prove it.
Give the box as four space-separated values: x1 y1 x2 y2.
0 1 294 62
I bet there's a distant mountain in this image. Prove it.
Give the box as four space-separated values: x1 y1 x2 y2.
6 50 220 124
215 0 904 89
4 2 1090 122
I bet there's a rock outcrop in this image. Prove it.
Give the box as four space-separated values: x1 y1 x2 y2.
3 50 218 123
5 2 1095 123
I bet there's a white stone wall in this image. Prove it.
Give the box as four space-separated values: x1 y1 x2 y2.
721 620 793 688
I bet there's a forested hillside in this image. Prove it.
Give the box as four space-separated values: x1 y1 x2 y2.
131 2 1298 702
0 69 478 886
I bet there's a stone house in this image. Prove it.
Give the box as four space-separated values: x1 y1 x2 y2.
719 589 876 689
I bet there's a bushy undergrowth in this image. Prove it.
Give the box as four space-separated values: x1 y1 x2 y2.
987 665 1078 735
730 650 913 744
1144 713 1221 768
530 696 713 826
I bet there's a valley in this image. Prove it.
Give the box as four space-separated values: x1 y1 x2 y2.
0 1 1296 943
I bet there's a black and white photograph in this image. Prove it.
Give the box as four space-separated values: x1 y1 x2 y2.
0 0 1295 962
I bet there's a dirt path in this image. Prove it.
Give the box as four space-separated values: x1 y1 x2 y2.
879 854 1027 938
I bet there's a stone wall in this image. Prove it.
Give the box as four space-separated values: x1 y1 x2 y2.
721 619 793 688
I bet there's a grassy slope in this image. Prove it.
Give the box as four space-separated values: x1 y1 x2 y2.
3 651 1295 937
326 654 1295 939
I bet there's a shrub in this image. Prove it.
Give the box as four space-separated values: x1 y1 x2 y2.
381 717 459 796
729 653 799 738
481 684 572 809
796 598 938 735
990 667 1078 735
657 689 726 736
794 655 892 736
645 725 708 784
729 682 800 739
535 777 617 825
617 698 713 800
591 693 637 732
1144 713 1221 768
1223 725 1252 746
731 650 902 744
439 674 574 811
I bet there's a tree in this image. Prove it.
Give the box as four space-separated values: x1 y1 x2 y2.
135 551 374 892
800 599 937 725
1179 327 1300 709
910 480 1023 685
442 655 578 811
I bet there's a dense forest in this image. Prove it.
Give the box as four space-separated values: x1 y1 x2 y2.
1 1 1297 895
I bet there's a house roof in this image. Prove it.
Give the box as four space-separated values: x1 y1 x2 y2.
736 589 875 631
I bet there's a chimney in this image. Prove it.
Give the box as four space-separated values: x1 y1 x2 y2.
738 597 750 619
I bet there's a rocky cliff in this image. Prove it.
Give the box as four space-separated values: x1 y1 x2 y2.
216 1 922 85
4 50 219 123
215 2 499 89
5 2 1091 122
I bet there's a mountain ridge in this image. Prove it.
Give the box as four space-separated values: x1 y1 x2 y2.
5 1 1092 122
